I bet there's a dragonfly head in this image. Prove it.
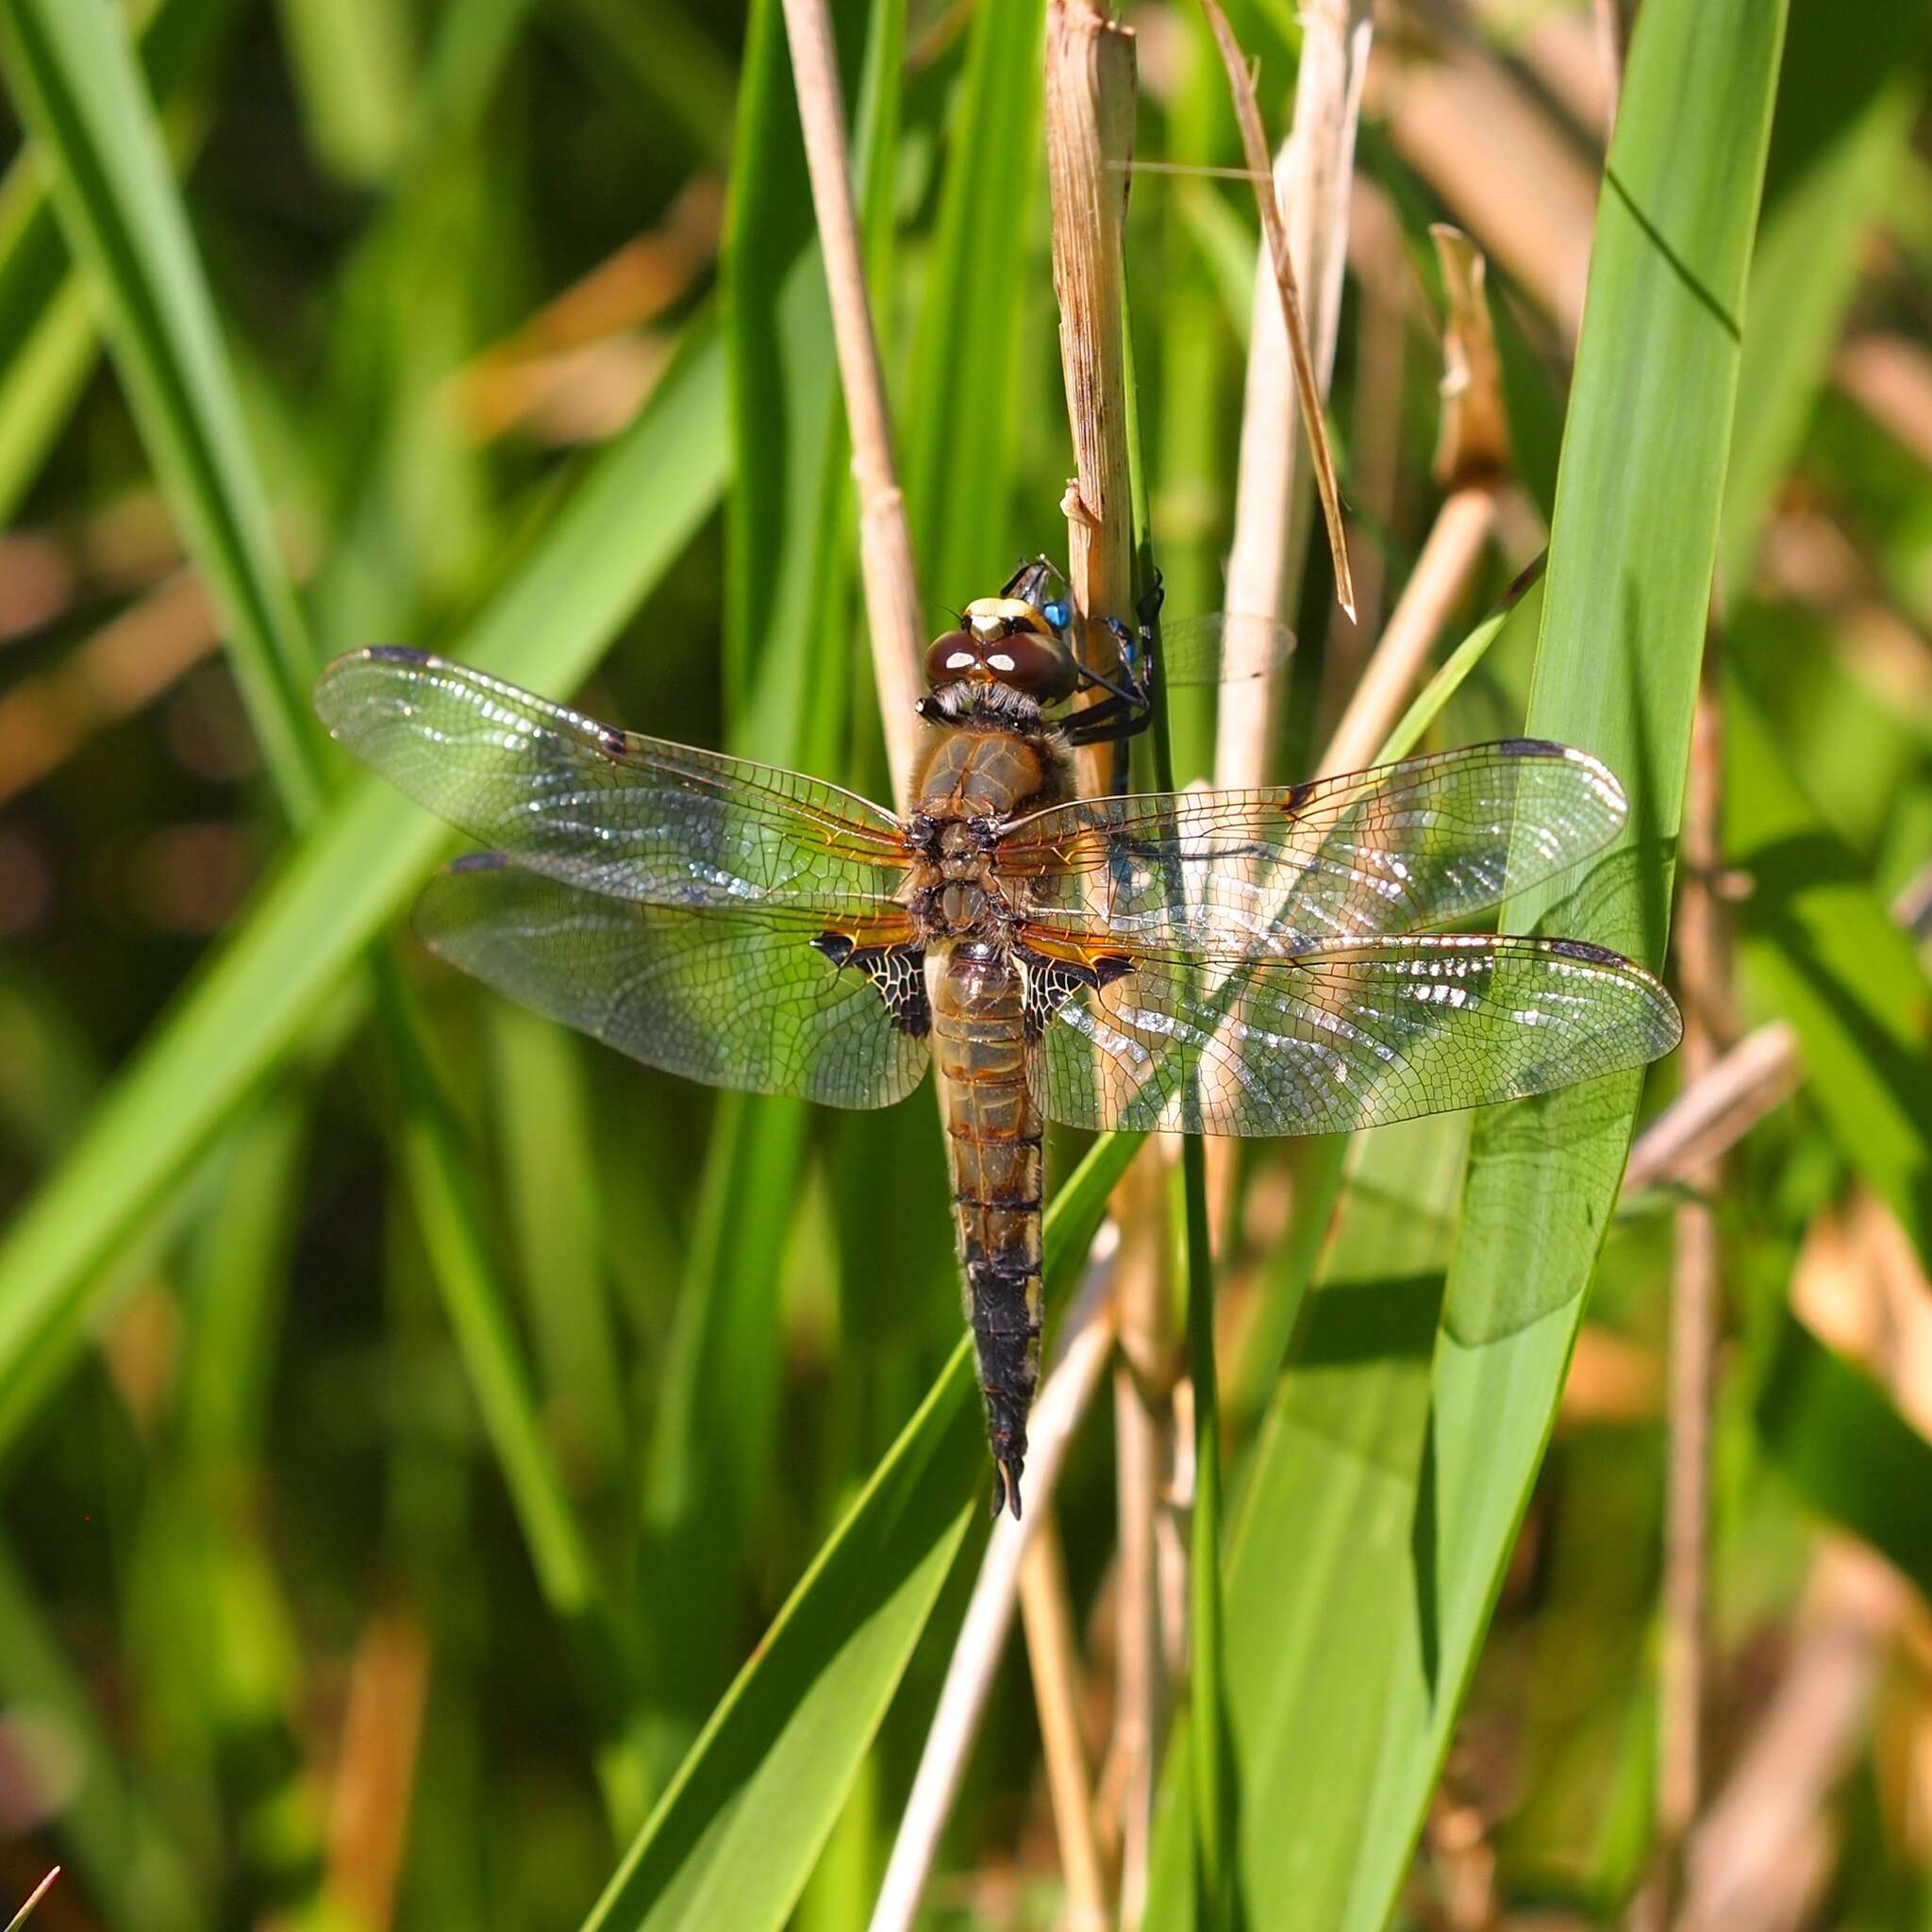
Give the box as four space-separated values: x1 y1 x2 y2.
923 595 1081 703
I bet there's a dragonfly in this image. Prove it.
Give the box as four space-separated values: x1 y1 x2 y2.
314 562 1681 1520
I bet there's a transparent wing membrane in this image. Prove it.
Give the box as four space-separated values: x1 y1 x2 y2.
1030 934 1681 1137
1002 740 1629 956
315 648 911 921
416 858 928 1109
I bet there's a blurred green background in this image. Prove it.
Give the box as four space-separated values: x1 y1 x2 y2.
0 0 1929 1927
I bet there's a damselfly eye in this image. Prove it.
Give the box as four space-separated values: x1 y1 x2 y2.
980 629 1079 700
1041 599 1070 631
924 629 983 687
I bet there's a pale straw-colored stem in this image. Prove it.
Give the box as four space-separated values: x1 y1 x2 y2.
1646 680 1729 1924
1316 485 1497 777
1019 1517 1109 1930
1108 1153 1168 1927
1201 0 1357 632
779 0 924 801
1620 1021 1799 1199
1213 0 1372 793
868 1259 1121 1932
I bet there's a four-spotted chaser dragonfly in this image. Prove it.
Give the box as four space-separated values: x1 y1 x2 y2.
314 564 1681 1520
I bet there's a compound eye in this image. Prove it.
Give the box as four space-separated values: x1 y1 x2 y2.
980 628 1079 699
1041 598 1070 632
924 628 982 686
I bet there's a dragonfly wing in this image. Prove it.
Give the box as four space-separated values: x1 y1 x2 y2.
417 856 931 1109
315 648 910 920
1025 934 1680 1136
1001 740 1629 953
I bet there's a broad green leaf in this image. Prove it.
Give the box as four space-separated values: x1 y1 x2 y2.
1141 4 1789 1924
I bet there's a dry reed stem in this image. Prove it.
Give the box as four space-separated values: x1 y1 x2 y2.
1674 1541 1907 1932
1044 0 1139 800
1318 226 1504 772
779 0 924 801
1039 19 1174 1923
1382 37 1595 341
1619 1021 1800 1199
1649 679 1730 1924
1318 487 1497 776
1215 0 1371 793
1202 0 1356 626
3 1867 58 1932
0 568 219 806
868 1257 1121 1932
1019 1517 1109 1930
1593 0 1626 142
1108 1148 1169 1929
325 1608 430 1932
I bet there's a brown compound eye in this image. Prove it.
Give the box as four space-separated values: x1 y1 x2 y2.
979 626 1079 700
924 628 983 687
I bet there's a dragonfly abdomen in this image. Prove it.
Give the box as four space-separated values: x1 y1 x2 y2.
931 941 1043 1521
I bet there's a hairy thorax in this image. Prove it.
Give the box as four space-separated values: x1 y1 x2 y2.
905 687 1071 943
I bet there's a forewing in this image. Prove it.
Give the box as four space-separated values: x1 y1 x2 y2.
415 856 930 1109
315 647 910 919
1000 740 1627 953
1028 935 1681 1137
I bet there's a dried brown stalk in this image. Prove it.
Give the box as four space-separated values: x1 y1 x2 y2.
1215 0 1372 793
1019 1516 1109 1930
1318 486 1496 777
778 0 924 800
868 1259 1121 1932
1674 1541 1906 1932
1382 35 1596 341
1648 678 1731 1924
1108 1152 1169 1927
1619 1021 1800 1198
1318 225 1505 778
325 1608 430 1932
1044 0 1139 800
1201 0 1356 627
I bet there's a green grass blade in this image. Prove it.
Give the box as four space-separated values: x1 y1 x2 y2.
488 1005 629 1487
0 327 727 1463
634 0 883 1786
0 0 322 815
272 0 417 186
581 1129 1141 1932
1418 0 1787 1912
1140 3 1788 1922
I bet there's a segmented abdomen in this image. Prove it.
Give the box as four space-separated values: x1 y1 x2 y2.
930 941 1042 1520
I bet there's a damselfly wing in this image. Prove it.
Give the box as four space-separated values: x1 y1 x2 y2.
315 567 1679 1518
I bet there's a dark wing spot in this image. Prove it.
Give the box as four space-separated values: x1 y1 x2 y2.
363 643 432 666
811 931 856 967
1497 736 1569 759
1546 938 1627 966
448 850 512 874
1281 779 1315 814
